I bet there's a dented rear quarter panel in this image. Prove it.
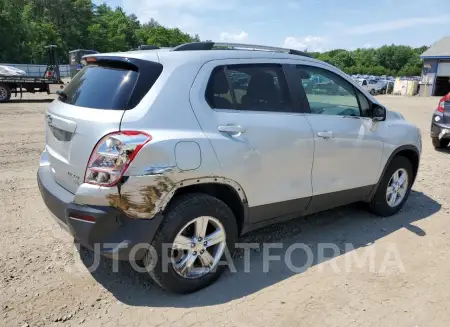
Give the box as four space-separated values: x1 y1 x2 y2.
111 58 246 218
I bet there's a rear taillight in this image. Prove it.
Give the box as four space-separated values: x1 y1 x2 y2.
438 98 445 113
85 131 151 186
438 94 450 113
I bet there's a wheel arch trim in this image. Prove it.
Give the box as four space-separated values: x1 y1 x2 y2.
116 173 248 219
368 144 420 201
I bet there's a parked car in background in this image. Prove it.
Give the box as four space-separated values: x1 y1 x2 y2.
431 93 450 149
386 80 395 94
378 80 394 94
356 78 382 95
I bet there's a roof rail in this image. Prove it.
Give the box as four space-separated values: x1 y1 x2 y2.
172 41 311 57
172 42 214 51
137 45 160 50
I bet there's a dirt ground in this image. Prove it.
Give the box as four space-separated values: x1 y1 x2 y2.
1 94 450 327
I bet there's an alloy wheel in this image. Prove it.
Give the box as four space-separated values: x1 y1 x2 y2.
171 216 226 279
386 168 409 208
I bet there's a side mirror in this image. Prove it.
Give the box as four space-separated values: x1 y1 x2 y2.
372 103 386 121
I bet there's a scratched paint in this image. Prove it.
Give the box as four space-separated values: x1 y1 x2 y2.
104 168 247 219
107 175 175 218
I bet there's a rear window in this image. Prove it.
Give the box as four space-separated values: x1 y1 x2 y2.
61 58 163 110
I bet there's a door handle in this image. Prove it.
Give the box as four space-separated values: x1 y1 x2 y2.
218 125 246 135
317 131 333 139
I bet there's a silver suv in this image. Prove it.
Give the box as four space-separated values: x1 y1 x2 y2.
38 42 421 293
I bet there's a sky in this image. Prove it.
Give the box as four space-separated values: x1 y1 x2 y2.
94 0 450 52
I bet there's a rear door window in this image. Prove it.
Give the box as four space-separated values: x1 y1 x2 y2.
61 59 163 110
206 64 293 113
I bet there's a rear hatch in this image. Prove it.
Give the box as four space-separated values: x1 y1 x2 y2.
45 56 163 193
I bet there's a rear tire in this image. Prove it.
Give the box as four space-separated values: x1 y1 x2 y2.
0 83 11 103
369 156 413 217
143 193 238 294
370 89 376 95
432 137 449 149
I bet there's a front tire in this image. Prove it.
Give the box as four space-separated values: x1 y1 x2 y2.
432 137 449 149
143 193 238 294
369 156 413 217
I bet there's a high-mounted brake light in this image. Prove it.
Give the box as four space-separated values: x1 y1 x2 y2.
86 57 97 63
85 131 151 187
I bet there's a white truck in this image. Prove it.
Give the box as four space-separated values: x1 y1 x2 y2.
356 78 382 95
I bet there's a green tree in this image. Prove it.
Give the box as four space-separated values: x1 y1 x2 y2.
0 0 28 62
311 44 428 76
376 45 414 72
0 0 200 64
0 0 429 75
146 26 199 47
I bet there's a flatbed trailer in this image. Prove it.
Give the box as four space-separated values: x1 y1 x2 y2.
0 45 65 103
0 76 64 102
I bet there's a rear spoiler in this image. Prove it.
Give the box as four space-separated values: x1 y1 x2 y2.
81 56 140 71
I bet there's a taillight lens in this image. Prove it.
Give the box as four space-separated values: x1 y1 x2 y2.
85 131 151 186
438 98 445 113
438 94 450 113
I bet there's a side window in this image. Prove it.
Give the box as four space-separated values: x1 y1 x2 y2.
205 64 292 112
356 90 372 117
362 80 368 86
295 65 361 117
205 66 235 110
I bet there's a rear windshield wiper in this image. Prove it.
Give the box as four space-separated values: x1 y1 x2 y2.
56 90 68 102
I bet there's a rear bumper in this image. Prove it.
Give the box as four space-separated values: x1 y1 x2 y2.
37 165 163 261
431 121 450 139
